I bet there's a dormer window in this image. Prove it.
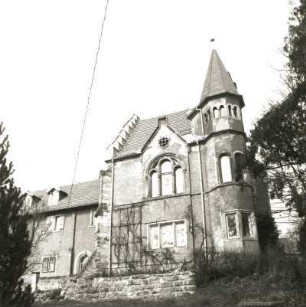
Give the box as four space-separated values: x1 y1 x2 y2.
25 193 33 208
47 188 61 206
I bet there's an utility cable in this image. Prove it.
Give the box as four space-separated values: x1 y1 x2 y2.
68 0 111 205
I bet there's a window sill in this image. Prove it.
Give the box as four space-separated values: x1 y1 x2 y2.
146 193 188 201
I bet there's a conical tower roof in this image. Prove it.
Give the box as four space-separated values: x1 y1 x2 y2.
200 49 239 102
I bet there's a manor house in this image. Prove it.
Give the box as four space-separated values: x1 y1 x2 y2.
26 50 270 290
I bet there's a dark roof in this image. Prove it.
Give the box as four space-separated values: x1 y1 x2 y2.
200 49 239 102
115 109 192 158
30 179 100 213
187 49 244 119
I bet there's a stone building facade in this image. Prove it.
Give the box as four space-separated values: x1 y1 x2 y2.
27 49 268 290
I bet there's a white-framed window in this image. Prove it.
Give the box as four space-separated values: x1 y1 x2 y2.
149 157 185 197
224 210 256 239
46 215 64 231
41 256 56 273
148 220 187 249
89 209 99 227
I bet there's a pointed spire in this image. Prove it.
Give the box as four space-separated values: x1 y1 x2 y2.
200 49 239 103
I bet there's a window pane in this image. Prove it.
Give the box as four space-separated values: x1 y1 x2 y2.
149 225 159 249
226 213 237 238
242 213 251 237
175 222 186 247
151 172 159 197
49 257 56 272
42 258 49 273
160 223 174 247
220 106 225 117
175 168 184 194
55 216 64 230
161 174 172 195
220 156 232 182
161 161 172 173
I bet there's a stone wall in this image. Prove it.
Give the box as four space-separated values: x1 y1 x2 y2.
62 271 196 301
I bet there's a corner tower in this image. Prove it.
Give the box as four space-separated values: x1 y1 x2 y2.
189 49 259 253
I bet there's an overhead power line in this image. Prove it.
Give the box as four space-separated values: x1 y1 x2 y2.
68 0 111 205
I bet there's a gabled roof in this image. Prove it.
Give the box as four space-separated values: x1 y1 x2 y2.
114 109 192 158
200 49 239 101
29 179 100 213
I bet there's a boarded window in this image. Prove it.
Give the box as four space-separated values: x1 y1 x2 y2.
175 221 186 247
151 171 159 197
220 155 232 182
149 225 159 249
242 212 251 237
160 223 174 247
175 168 184 193
226 213 237 238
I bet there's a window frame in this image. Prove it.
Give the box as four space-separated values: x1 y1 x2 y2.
223 210 256 240
147 219 187 250
148 156 185 198
219 154 233 183
41 256 56 273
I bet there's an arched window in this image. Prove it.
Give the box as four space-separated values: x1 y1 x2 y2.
213 107 220 119
228 105 232 117
161 160 173 196
79 254 89 271
233 106 238 118
220 105 225 117
151 171 159 197
175 167 184 193
220 155 232 183
149 157 184 197
234 152 244 182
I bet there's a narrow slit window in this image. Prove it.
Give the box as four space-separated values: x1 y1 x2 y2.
220 105 225 117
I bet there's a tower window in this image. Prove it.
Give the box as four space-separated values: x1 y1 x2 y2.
148 157 184 197
228 105 232 117
233 106 238 118
234 152 244 182
213 107 220 119
220 105 225 117
220 155 232 183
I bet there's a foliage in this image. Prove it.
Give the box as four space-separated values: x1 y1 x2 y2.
0 123 34 307
298 218 306 257
192 248 306 288
255 212 279 252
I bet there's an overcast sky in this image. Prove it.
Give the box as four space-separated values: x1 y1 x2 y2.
0 0 290 191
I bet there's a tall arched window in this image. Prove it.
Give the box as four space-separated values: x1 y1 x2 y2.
161 160 173 196
149 157 184 197
213 107 220 119
220 155 232 183
234 152 244 182
220 105 225 117
228 105 232 117
233 106 238 118
151 171 159 197
175 167 184 193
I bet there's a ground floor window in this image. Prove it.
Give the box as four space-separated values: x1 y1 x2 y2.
224 210 255 239
148 220 186 249
41 256 56 273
